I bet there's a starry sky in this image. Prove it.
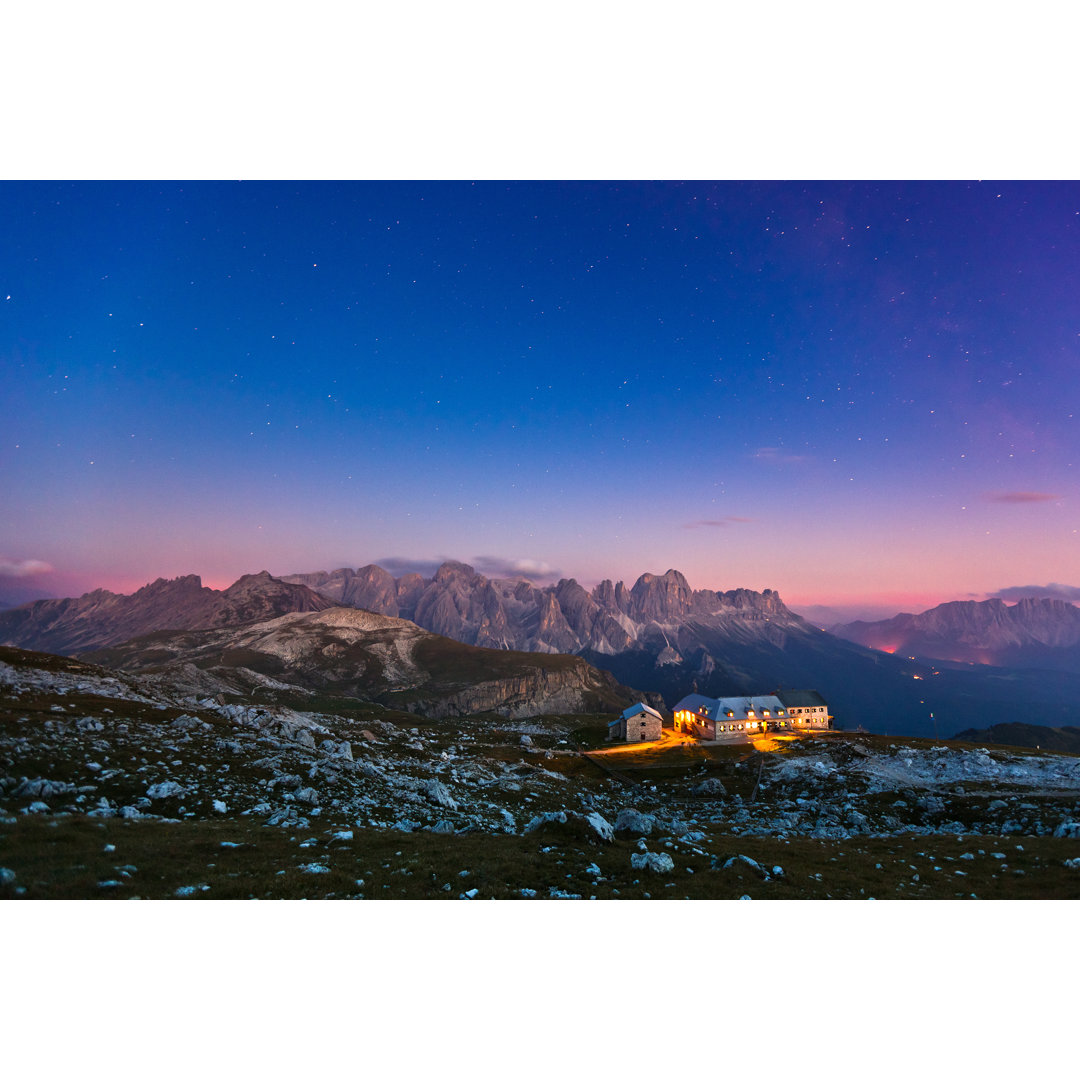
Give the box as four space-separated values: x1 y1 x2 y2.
2 181 1077 619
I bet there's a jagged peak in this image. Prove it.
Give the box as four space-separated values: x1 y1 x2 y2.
225 571 276 589
135 574 205 594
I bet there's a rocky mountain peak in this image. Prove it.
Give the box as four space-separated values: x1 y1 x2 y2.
629 569 693 622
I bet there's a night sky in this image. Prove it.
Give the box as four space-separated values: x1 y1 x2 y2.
2 181 1077 618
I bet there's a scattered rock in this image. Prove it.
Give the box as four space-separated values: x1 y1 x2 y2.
1053 822 1080 839
13 778 76 799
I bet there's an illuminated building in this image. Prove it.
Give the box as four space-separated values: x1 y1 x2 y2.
672 691 832 742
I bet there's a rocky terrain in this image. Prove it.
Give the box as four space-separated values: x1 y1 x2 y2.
2 646 1079 900
0 572 335 655
833 597 1080 673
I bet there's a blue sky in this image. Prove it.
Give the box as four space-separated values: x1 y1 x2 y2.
2 181 1078 615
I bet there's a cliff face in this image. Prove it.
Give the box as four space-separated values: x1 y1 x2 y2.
0 572 334 655
399 664 640 720
833 598 1080 671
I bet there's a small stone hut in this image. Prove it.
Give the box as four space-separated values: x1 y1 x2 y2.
608 702 664 743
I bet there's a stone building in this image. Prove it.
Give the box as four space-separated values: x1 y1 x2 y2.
608 702 664 743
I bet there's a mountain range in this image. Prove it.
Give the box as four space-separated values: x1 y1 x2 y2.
832 597 1080 674
6 562 1080 739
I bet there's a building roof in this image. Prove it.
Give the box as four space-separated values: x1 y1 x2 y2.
774 689 828 709
674 693 787 721
620 702 664 722
673 693 717 714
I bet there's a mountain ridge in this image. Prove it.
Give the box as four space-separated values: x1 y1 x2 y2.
280 562 796 655
0 572 335 655
832 596 1080 672
79 607 650 720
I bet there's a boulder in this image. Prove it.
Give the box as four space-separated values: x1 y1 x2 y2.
524 810 614 844
717 854 770 879
422 779 458 811
690 778 726 797
583 811 615 843
146 781 186 800
615 808 655 836
630 851 674 874
1053 821 1080 839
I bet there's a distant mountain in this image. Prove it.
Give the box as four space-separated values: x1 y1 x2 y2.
0 572 335 655
80 607 646 720
282 562 798 655
832 598 1080 673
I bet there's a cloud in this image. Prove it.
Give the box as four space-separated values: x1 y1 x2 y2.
682 517 754 530
752 447 807 465
472 556 559 582
0 558 53 578
991 583 1080 602
375 555 560 582
986 491 1062 504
